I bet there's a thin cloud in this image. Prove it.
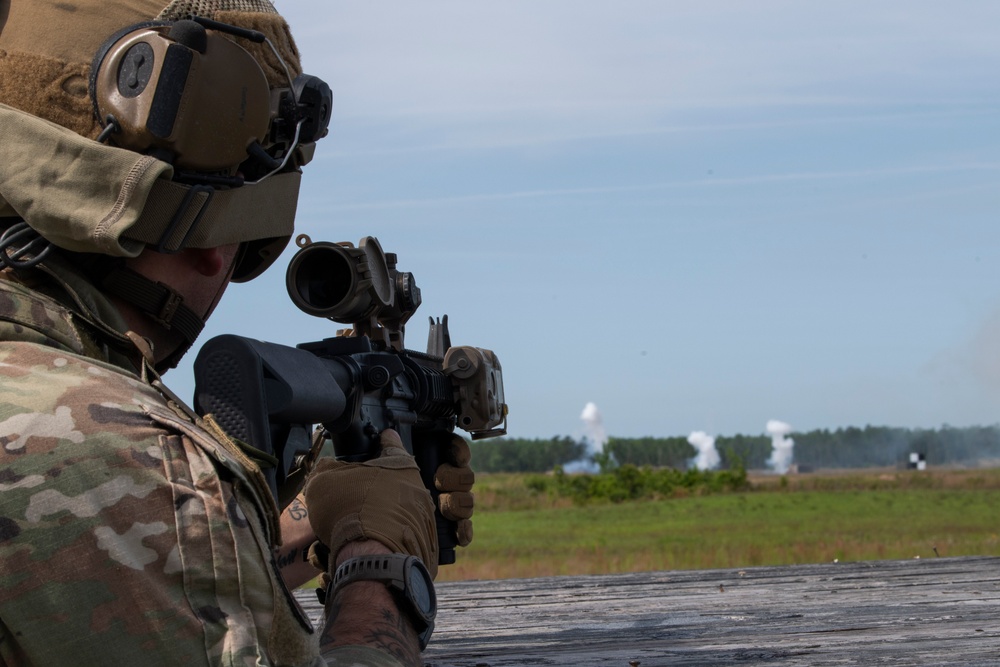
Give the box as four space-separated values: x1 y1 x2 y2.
286 2 1000 123
319 106 998 159
317 162 1000 211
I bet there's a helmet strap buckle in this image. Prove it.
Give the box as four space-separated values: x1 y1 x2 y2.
157 183 214 254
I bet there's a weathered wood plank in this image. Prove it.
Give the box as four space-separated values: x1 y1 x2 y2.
296 556 1000 666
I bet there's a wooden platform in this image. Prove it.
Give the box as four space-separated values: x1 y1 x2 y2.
296 556 1000 666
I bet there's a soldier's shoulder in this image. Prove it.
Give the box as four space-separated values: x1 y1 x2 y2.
0 338 158 402
0 273 91 355
0 340 173 460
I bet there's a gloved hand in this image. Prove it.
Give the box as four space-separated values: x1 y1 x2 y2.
305 430 439 577
434 434 476 547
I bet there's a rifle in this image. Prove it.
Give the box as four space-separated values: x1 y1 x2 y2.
192 235 507 565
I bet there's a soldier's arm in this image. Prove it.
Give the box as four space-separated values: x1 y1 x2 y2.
276 502 421 666
275 495 321 589
305 432 436 667
318 540 422 667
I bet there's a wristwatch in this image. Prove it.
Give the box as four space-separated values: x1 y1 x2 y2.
330 554 437 650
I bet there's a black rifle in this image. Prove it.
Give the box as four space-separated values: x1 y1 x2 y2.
192 235 506 565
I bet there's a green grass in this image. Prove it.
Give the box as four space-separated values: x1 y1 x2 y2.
438 469 1000 581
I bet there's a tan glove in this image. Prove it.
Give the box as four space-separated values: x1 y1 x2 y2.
305 430 439 577
434 434 476 547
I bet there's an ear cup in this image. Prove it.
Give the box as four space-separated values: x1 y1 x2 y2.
90 20 272 172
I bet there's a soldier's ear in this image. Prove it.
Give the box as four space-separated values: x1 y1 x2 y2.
187 246 237 278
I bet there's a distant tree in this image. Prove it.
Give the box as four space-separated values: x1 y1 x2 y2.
468 435 587 472
717 434 770 470
469 425 1000 473
605 436 693 468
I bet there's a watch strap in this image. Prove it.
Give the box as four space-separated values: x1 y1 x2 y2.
332 553 409 593
329 554 436 650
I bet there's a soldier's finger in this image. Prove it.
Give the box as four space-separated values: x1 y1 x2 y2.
306 540 330 571
435 463 474 492
455 519 473 547
439 491 474 521
446 434 472 467
378 429 409 458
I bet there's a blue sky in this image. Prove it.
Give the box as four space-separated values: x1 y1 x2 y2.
172 1 1000 443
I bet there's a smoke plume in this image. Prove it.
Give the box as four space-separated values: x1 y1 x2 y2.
564 401 608 473
766 419 795 473
687 430 720 470
580 402 607 452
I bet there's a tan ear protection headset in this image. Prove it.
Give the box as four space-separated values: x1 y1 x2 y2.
90 16 332 184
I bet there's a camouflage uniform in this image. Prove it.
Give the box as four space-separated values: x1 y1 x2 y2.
0 1 411 663
0 254 323 665
0 260 401 666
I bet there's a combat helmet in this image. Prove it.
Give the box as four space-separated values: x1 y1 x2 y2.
0 0 331 364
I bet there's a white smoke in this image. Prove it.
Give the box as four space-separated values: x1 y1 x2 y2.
580 402 607 451
766 419 795 473
687 430 720 470
563 402 608 473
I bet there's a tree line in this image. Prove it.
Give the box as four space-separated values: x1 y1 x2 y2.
468 425 1000 473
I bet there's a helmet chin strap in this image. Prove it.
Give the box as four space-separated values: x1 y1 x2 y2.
100 265 206 371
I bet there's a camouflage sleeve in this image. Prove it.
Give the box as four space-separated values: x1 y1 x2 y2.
0 342 322 666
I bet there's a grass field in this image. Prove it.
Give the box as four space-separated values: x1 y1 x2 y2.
436 467 1000 581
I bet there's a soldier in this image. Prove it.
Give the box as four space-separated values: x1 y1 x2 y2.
0 1 474 666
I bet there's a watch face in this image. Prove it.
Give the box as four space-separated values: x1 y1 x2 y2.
406 560 436 620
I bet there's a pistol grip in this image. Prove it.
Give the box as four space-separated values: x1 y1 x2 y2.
413 430 458 566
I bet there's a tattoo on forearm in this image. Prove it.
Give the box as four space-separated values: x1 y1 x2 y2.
288 498 307 521
276 547 299 571
365 607 421 667
321 592 421 666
